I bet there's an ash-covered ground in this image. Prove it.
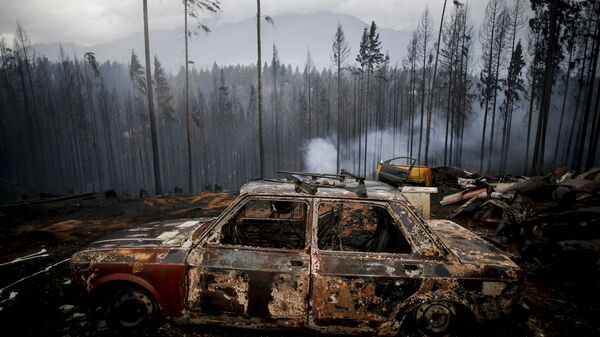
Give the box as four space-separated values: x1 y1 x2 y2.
0 191 597 337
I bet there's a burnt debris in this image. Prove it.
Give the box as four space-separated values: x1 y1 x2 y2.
433 166 600 279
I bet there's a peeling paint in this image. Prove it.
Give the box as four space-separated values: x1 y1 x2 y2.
268 273 308 319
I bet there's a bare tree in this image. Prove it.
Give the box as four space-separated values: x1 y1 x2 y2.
255 0 274 178
15 23 36 116
486 8 510 172
142 0 161 194
305 50 314 140
498 0 527 172
565 5 593 168
478 0 506 172
441 2 468 166
271 43 281 169
83 51 104 188
416 8 433 164
524 29 543 175
585 1 600 169
332 23 350 172
531 0 574 173
499 40 526 172
404 32 419 159
553 2 580 166
456 9 474 167
578 0 600 171
424 0 449 166
183 0 221 192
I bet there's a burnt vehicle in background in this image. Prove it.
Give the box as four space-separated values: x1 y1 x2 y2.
376 157 433 187
70 172 524 335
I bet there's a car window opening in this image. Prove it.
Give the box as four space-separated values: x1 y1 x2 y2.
219 199 307 250
318 202 412 254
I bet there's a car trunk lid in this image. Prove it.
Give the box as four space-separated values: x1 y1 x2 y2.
88 218 214 249
426 219 518 268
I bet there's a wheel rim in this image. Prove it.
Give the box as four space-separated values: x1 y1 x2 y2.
416 303 454 334
113 290 154 329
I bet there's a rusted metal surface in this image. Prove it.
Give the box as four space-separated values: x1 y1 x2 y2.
71 179 524 335
70 218 215 316
307 199 522 335
185 244 310 329
240 179 410 203
86 218 214 248
309 247 423 335
70 247 188 316
426 219 519 268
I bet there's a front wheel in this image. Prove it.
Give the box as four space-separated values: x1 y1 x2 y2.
105 286 160 335
414 301 457 335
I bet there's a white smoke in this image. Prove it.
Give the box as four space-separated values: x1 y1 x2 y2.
301 93 584 177
303 131 413 177
303 138 338 173
302 126 479 177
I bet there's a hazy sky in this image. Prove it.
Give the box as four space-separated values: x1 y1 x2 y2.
0 0 490 46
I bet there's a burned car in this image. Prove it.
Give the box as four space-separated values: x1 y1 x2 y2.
376 156 433 187
70 173 523 335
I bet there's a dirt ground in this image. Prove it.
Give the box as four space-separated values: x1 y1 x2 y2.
0 192 597 337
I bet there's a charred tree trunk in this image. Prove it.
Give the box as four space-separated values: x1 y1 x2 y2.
142 0 162 194
256 0 265 178
575 10 600 171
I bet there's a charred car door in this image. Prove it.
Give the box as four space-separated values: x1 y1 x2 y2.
308 199 433 335
186 196 311 329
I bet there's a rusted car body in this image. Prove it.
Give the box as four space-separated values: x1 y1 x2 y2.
70 178 523 335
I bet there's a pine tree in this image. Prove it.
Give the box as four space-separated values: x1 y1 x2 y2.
356 21 385 176
154 56 175 120
499 40 526 172
271 43 281 169
129 50 146 96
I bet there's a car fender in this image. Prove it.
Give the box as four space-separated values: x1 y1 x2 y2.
90 273 166 313
397 286 476 325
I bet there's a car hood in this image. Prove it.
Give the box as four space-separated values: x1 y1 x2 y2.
426 219 519 269
87 218 214 249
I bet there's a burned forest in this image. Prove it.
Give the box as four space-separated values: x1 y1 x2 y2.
0 0 599 337
0 1 597 195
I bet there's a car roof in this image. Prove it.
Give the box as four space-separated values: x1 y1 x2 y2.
240 179 409 203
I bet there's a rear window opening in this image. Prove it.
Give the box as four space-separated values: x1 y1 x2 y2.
219 199 307 250
317 202 412 254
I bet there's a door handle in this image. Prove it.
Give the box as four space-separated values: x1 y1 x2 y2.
289 260 305 267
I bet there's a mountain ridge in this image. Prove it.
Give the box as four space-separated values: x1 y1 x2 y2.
31 11 412 73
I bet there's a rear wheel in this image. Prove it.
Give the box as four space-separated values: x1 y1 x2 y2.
414 302 457 335
105 286 160 335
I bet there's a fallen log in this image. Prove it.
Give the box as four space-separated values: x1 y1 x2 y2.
0 192 98 209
